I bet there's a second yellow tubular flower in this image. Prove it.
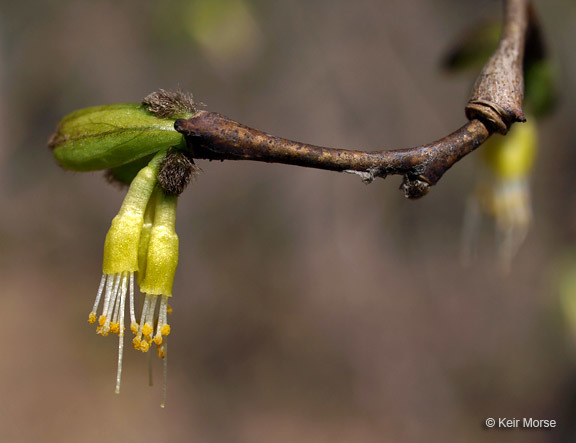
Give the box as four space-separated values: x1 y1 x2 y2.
133 188 179 357
475 117 538 268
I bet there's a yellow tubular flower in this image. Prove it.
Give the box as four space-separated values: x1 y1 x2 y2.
140 189 179 297
132 187 179 408
137 192 156 287
133 188 178 352
88 151 166 394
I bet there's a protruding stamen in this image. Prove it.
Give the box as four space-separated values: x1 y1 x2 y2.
133 294 150 349
129 273 138 333
99 274 122 336
89 274 107 323
110 277 123 334
99 274 116 327
115 272 128 394
143 294 158 338
145 294 159 333
133 294 160 352
148 349 154 387
160 337 168 408
154 295 171 344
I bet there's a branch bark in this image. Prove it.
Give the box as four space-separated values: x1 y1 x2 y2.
465 0 529 133
175 0 532 199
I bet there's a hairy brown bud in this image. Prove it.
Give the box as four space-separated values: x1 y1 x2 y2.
401 175 430 199
157 150 200 195
142 89 197 119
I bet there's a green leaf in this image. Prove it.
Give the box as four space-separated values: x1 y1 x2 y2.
524 60 558 118
443 21 501 72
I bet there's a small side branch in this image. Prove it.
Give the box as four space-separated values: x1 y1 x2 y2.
174 0 531 199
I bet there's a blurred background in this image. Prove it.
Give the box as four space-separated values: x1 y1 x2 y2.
1 0 575 442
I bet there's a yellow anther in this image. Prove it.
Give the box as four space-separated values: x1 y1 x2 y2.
153 334 163 345
132 336 142 350
157 346 166 359
167 305 173 314
139 340 150 352
161 325 171 336
142 323 153 338
130 322 139 334
88 313 96 324
98 315 107 326
110 323 120 334
97 326 109 337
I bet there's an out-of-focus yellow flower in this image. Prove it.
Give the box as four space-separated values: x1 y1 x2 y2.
558 254 576 344
185 0 262 74
481 118 537 180
463 117 538 270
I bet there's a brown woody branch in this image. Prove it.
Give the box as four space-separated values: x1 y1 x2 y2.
465 0 528 133
175 0 531 199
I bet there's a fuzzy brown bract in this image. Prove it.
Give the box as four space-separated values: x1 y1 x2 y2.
158 150 200 195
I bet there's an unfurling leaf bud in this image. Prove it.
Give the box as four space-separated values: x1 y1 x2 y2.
49 103 193 172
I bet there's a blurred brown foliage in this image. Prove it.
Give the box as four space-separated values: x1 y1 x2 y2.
1 0 576 442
